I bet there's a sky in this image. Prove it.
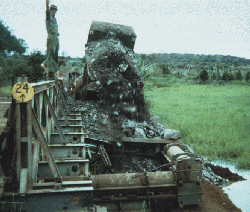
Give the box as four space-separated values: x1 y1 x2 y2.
0 0 249 59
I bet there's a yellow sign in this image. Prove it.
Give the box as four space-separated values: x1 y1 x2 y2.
12 82 34 103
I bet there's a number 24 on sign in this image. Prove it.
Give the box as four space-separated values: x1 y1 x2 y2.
12 82 34 103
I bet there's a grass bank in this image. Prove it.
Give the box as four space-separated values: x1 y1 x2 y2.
144 77 250 169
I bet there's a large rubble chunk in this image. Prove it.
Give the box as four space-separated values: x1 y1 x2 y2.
162 129 181 140
84 37 148 121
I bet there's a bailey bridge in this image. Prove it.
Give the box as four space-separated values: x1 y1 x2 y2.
0 77 202 212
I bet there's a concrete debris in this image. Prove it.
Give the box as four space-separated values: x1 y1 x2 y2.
84 37 148 122
146 130 155 138
134 128 147 138
162 129 181 140
121 120 136 130
123 128 133 137
100 118 108 126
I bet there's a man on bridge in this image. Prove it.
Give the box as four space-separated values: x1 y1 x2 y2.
41 0 63 80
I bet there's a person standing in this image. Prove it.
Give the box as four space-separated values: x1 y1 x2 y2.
41 0 62 80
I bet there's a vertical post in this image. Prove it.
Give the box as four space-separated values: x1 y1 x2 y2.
45 89 49 143
39 92 44 161
32 139 39 183
16 77 30 193
27 103 33 189
49 87 55 133
15 103 21 183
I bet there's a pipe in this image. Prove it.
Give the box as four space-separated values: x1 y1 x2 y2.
91 171 175 190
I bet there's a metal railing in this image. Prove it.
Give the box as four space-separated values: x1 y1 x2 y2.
14 77 69 192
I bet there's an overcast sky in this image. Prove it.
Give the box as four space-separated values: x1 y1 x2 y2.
1 0 249 59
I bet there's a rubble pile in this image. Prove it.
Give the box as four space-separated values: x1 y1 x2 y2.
85 38 148 121
67 97 243 185
67 97 181 142
65 25 243 184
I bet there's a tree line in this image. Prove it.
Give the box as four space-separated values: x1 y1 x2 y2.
136 53 250 83
1 19 250 87
0 20 46 85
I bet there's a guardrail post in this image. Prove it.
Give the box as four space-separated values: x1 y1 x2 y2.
15 77 33 193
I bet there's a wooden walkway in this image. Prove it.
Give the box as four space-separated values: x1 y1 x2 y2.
0 97 11 135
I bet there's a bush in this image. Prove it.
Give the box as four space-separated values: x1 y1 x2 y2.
235 70 243 80
229 72 235 81
216 70 221 80
245 71 250 82
26 51 46 82
222 71 229 81
211 72 216 80
199 70 209 82
0 51 46 85
159 63 171 75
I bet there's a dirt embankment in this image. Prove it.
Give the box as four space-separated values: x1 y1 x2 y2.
205 163 245 181
155 179 241 212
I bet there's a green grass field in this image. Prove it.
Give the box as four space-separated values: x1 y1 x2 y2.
0 85 12 97
144 77 250 169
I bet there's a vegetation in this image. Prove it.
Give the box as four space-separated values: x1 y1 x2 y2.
0 20 27 55
144 76 250 169
200 70 209 82
246 71 250 82
0 85 12 97
222 71 229 82
136 53 250 169
0 51 46 88
137 55 154 78
235 70 243 80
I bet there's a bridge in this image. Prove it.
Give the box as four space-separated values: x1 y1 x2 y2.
0 77 202 212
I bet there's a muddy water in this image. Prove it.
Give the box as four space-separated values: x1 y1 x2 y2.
211 160 250 212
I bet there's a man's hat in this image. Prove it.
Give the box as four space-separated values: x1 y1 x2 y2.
50 4 58 10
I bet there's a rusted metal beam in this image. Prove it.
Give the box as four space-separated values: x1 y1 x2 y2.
31 108 62 182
